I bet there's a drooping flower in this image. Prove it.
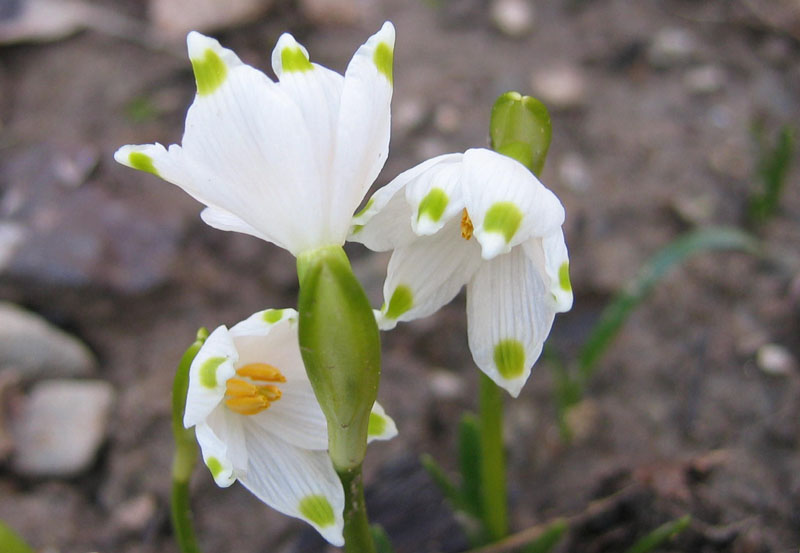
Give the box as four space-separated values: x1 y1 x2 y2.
350 148 572 397
115 23 395 256
183 308 397 545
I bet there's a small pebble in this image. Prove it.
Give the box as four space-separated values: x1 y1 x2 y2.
530 65 587 110
112 494 158 534
433 103 462 135
684 65 725 95
428 370 465 400
12 379 115 476
647 27 696 68
756 343 796 376
0 302 96 379
394 99 428 136
490 0 535 38
558 152 592 192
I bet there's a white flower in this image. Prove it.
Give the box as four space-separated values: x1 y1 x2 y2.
350 148 572 397
115 23 395 256
183 308 397 545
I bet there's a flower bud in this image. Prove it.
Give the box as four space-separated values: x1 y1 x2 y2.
296 245 381 470
490 91 552 176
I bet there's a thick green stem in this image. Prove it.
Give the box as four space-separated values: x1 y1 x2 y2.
478 373 508 541
338 465 376 553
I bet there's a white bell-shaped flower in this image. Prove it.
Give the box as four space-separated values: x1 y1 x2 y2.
184 309 397 545
351 148 572 397
116 23 394 256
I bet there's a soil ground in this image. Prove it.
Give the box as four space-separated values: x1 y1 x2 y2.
1 1 799 552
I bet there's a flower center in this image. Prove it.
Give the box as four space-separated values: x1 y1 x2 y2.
460 208 473 240
224 363 287 415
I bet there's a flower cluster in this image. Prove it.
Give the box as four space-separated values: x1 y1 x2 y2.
116 22 570 545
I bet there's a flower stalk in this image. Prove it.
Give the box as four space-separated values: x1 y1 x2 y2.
475 91 554 543
338 465 376 553
171 328 208 553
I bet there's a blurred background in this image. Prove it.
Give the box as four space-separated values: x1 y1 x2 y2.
0 0 798 552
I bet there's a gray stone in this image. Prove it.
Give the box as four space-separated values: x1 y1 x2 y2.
647 27 697 68
0 302 96 379
150 0 274 39
12 379 115 476
558 152 592 192
684 65 725 95
490 0 535 38
757 343 796 376
530 65 587 110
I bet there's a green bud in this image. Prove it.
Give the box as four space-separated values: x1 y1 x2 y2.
490 91 552 177
296 245 381 470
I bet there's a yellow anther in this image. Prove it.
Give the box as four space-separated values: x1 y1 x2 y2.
226 378 258 397
225 395 271 415
236 363 287 382
460 208 473 240
224 370 285 416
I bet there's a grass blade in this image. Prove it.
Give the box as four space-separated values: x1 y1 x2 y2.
521 518 568 553
749 124 796 224
577 227 759 380
624 515 691 553
0 521 34 553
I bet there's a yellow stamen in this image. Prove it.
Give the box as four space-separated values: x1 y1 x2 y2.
224 367 286 415
236 363 286 382
460 208 473 240
225 395 271 415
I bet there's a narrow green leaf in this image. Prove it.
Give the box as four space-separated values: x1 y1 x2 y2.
749 124 796 224
458 413 484 519
521 519 568 553
578 227 759 380
420 453 462 507
371 524 396 553
624 515 691 553
0 522 34 553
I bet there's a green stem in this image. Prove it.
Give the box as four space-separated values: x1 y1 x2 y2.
478 373 508 542
338 465 376 553
170 329 208 553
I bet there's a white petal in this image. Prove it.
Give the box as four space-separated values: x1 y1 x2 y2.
229 311 306 382
466 246 555 397
351 153 464 251
330 22 395 240
194 420 236 487
239 421 345 546
228 311 328 450
404 155 464 235
462 148 565 260
184 325 238 428
378 218 482 329
202 406 249 476
200 206 278 245
538 230 573 313
367 401 398 442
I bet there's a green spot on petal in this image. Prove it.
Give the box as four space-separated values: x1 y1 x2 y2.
417 188 449 223
558 262 571 292
206 456 224 478
191 48 227 96
384 285 413 320
483 202 523 244
354 198 374 219
493 339 526 379
351 224 364 234
281 46 313 73
368 412 387 436
298 495 335 528
373 42 393 84
199 356 226 389
128 152 159 176
262 309 283 324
